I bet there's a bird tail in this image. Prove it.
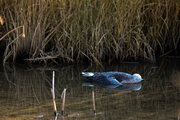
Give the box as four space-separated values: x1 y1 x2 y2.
82 72 94 77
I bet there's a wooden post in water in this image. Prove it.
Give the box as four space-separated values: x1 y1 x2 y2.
92 88 96 115
61 88 66 116
51 71 58 116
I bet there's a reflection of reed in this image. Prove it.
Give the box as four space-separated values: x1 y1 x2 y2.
1 61 180 120
170 69 180 119
171 70 180 90
1 65 53 119
14 68 50 103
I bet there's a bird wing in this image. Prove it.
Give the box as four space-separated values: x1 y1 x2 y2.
107 76 122 85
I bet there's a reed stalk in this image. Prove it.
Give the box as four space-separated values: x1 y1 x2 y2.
51 71 57 116
92 89 96 115
61 88 66 116
0 15 4 25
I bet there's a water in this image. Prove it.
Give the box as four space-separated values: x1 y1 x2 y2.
0 59 180 120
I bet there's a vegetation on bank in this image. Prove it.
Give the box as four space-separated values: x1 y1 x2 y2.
0 0 179 65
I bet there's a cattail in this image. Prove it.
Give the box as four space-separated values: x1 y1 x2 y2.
22 25 26 38
0 16 4 25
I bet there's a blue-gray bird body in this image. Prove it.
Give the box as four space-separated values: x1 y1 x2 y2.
82 72 143 86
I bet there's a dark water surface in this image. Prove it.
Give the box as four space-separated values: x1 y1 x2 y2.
0 59 180 120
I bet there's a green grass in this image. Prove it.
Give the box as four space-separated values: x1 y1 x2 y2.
0 0 179 65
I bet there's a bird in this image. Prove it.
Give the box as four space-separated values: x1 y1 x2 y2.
82 72 143 86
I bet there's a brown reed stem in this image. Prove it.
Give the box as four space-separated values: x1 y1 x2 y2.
0 16 4 25
0 25 24 41
22 25 25 38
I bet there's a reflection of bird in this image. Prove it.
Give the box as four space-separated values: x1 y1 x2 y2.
82 82 142 91
82 72 143 85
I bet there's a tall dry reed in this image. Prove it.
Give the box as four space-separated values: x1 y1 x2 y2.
0 0 179 65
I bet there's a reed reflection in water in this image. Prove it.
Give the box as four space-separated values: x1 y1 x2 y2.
0 60 180 120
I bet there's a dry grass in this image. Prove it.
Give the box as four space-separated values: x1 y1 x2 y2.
0 0 179 65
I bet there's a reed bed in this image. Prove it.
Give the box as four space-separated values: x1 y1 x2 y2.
0 0 179 65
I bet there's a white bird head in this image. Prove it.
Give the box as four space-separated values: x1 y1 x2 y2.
133 73 142 79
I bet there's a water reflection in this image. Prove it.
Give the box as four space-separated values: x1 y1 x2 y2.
0 59 180 119
82 82 142 91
